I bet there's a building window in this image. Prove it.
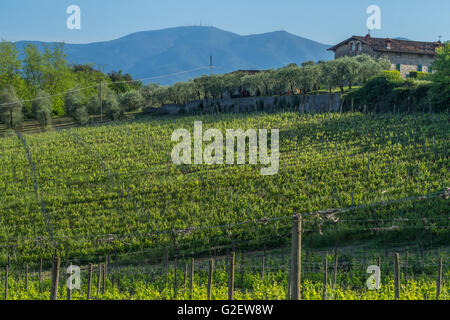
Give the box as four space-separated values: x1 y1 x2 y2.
396 64 401 72
418 65 423 72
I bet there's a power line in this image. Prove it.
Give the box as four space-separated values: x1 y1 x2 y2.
0 66 212 107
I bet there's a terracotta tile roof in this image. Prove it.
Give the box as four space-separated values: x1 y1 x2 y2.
328 35 443 55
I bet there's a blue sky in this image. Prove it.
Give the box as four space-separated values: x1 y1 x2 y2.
1 0 449 45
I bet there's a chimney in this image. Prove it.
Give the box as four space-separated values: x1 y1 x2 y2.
385 38 392 50
365 34 371 41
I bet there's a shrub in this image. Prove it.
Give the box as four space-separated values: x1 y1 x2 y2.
31 90 52 129
344 71 404 112
120 89 144 112
429 43 450 111
409 71 430 80
86 95 100 115
65 90 89 125
103 89 122 120
0 86 23 129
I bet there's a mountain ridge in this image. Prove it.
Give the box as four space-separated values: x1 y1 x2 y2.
15 26 333 85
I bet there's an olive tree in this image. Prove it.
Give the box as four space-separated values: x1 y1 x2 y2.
120 89 144 111
65 90 89 125
32 90 52 129
0 85 23 129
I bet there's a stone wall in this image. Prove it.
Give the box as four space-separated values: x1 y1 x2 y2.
378 52 435 77
149 94 341 115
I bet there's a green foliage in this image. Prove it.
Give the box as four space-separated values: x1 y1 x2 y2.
0 85 23 129
65 90 89 125
429 43 450 110
31 90 52 129
102 87 122 120
409 71 430 80
108 70 143 94
86 95 100 115
0 112 447 262
0 41 22 88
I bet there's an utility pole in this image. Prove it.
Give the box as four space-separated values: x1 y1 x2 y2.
99 81 103 122
210 55 213 76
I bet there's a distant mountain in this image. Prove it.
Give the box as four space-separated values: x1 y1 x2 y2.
15 26 333 85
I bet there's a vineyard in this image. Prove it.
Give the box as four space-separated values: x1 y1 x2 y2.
0 110 448 300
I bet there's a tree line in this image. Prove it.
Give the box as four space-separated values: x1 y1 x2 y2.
0 41 144 129
1 40 448 130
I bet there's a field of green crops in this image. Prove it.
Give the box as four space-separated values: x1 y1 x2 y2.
0 111 448 265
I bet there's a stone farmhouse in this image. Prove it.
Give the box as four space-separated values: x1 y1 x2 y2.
328 34 444 77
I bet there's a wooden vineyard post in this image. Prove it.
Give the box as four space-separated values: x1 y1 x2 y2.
286 267 291 300
39 257 43 292
333 248 338 290
281 247 285 266
105 255 109 281
87 264 93 300
323 258 328 300
377 257 381 268
67 262 72 300
228 252 235 300
4 256 9 300
189 258 194 299
207 259 214 300
25 264 29 292
173 258 178 298
394 253 400 300
240 252 245 285
404 251 409 283
184 260 188 290
290 215 302 300
261 254 265 281
50 256 60 300
97 263 102 295
102 263 106 294
304 249 308 273
164 251 169 286
436 257 442 299
363 247 366 267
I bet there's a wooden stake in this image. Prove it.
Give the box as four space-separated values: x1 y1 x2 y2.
67 262 72 300
394 253 400 300
97 263 102 295
39 257 43 292
436 257 443 299
164 251 169 286
228 252 235 300
184 260 188 290
290 215 302 300
4 256 9 300
261 255 265 281
333 248 338 290
87 264 93 300
404 251 408 282
173 258 178 298
239 251 244 285
25 264 29 291
323 258 328 300
189 258 194 299
50 256 60 300
102 263 106 294
207 259 214 300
